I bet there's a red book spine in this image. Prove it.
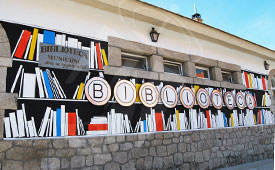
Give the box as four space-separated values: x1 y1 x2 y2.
259 110 262 124
14 30 31 59
262 77 266 90
206 110 211 128
68 113 76 136
155 113 163 131
88 124 108 131
244 72 250 88
95 43 103 70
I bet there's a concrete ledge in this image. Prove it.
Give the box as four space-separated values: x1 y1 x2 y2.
190 55 217 67
157 47 190 62
149 55 164 73
210 67 223 81
183 61 196 77
0 42 11 58
218 61 241 72
0 93 18 110
220 82 246 90
0 67 7 93
193 78 221 87
0 27 9 43
159 73 193 84
232 72 243 84
104 66 159 80
0 110 4 139
108 36 156 56
108 46 122 67
0 57 12 67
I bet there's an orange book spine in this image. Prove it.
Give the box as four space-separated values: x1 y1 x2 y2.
88 124 108 131
155 113 163 131
96 43 103 70
206 110 211 128
68 113 76 136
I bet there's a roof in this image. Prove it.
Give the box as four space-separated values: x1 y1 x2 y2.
73 0 275 61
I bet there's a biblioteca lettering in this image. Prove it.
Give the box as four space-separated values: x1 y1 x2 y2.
85 77 259 110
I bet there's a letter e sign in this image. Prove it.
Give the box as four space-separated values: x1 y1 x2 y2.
114 80 136 107
236 92 245 109
224 91 235 110
85 77 111 105
139 82 159 107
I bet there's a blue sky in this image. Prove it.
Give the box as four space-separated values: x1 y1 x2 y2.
141 0 275 50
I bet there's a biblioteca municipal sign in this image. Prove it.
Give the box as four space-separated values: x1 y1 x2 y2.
39 43 89 71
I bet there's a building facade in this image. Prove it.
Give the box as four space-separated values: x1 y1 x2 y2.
0 0 274 169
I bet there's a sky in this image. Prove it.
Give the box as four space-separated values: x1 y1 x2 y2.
141 0 275 51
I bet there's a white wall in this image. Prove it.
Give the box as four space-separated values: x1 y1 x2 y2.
0 0 274 75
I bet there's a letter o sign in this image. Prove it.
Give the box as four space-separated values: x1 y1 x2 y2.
85 77 111 106
211 90 223 110
246 93 255 110
114 80 136 107
236 92 245 109
224 91 235 110
139 82 159 108
196 88 210 109
161 85 178 108
179 87 195 109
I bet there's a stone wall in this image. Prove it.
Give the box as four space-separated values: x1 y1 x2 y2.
0 124 273 170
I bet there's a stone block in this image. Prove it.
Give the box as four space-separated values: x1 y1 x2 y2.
0 93 17 110
23 160 40 170
104 66 158 80
159 73 193 84
149 147 156 156
2 161 23 170
126 135 137 142
195 152 204 162
0 110 4 139
193 78 221 87
174 153 183 165
232 71 243 84
33 140 49 149
0 27 9 43
6 147 36 160
190 55 217 67
156 145 167 156
69 138 87 148
104 162 120 170
0 67 7 93
183 152 194 162
87 137 104 147
210 67 223 81
221 81 245 90
218 61 241 72
178 143 187 152
0 57 12 67
203 150 211 161
94 153 112 165
163 139 172 145
52 139 68 149
149 55 164 72
116 135 125 142
153 157 163 169
61 158 70 169
163 155 174 169
77 148 92 155
157 47 190 62
108 46 122 67
183 61 196 77
108 143 119 152
55 149 76 158
112 152 128 164
108 36 156 55
154 133 163 139
137 134 146 141
151 139 162 146
14 140 33 147
121 159 136 170
119 142 133 151
167 144 177 155
104 136 116 144
134 140 144 147
71 156 85 168
41 158 60 170
0 42 10 58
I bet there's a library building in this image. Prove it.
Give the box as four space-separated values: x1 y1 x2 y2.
0 0 274 169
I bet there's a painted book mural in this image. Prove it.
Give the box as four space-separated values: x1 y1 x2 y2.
2 21 273 139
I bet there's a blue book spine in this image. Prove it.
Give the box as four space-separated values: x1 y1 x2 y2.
223 113 227 127
56 108 61 136
262 109 264 124
43 71 54 98
43 30 55 44
256 77 259 89
143 120 147 132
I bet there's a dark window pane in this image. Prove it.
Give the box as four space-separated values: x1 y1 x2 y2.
122 56 146 70
271 77 275 88
164 63 181 75
222 72 233 82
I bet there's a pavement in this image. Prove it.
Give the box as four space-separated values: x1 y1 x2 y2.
219 159 274 170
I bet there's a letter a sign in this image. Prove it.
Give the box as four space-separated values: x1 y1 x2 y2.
139 82 159 108
85 77 111 105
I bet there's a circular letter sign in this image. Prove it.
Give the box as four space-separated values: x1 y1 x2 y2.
179 87 195 109
224 91 235 110
161 85 178 108
85 77 111 106
246 93 255 110
114 80 136 107
196 88 210 109
139 82 159 108
211 90 223 110
236 92 245 109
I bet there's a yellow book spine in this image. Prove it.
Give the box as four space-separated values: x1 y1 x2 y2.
248 74 253 88
76 83 84 100
176 110 180 130
230 114 234 127
136 84 141 102
101 49 109 66
28 28 39 61
253 115 256 124
194 85 200 95
263 93 266 107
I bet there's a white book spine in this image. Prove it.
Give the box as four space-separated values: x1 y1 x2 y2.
18 68 24 97
76 109 80 136
16 110 25 137
61 105 66 136
73 85 80 99
28 121 34 137
4 117 11 138
23 35 32 60
49 110 53 137
38 107 51 137
40 70 49 98
36 33 44 61
31 117 38 137
90 41 95 69
22 73 37 98
53 111 57 137
11 65 23 93
35 67 45 98
21 104 29 137
9 112 19 138
51 71 66 98
94 47 98 69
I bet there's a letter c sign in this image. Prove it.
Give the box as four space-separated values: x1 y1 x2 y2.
85 77 111 105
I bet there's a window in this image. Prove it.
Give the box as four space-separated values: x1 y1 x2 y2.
196 66 210 79
163 60 182 75
222 71 233 83
121 52 148 70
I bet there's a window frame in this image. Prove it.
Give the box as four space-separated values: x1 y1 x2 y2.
196 66 210 80
221 70 233 83
121 52 148 71
163 60 183 76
